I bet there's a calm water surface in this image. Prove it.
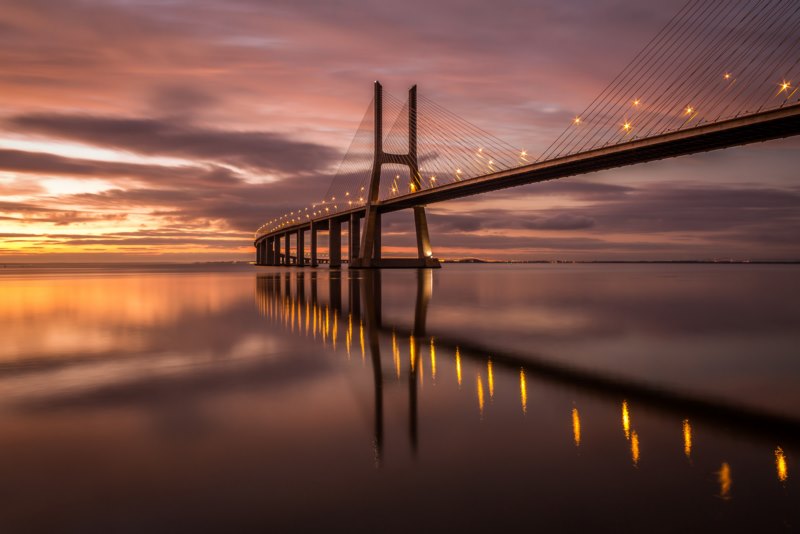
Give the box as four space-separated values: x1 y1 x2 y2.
0 263 798 532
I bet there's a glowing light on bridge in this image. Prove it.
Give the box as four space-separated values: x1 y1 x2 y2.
724 72 731 80
632 99 641 107
776 447 788 482
573 116 581 125
683 419 692 458
778 80 791 94
718 462 732 499
622 121 632 132
685 106 695 115
572 407 581 447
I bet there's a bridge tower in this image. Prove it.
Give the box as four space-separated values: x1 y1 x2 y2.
350 82 441 269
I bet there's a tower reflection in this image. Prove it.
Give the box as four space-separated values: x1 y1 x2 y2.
255 269 796 485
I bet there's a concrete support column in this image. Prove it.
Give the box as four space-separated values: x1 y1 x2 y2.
413 206 433 258
267 237 275 265
329 220 342 268
297 229 306 267
255 241 262 265
310 222 319 267
349 213 361 263
274 235 282 265
284 233 291 266
373 212 381 260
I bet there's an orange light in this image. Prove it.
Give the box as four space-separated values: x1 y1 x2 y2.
573 116 581 125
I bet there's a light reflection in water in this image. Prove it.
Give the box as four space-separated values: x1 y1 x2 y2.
346 314 352 358
410 335 416 372
359 320 365 362
456 347 462 388
419 346 424 388
253 270 798 514
312 303 317 338
622 401 631 440
332 313 338 350
477 374 485 418
324 307 330 344
392 331 401 379
718 462 732 499
487 360 494 399
683 419 692 459
776 447 788 482
430 338 436 382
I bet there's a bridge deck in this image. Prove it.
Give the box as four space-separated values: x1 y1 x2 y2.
256 103 800 243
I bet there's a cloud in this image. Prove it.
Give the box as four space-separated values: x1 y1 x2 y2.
7 114 340 175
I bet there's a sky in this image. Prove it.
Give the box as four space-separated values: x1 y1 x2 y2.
1 0 799 262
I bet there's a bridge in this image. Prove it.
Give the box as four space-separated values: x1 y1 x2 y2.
254 0 800 268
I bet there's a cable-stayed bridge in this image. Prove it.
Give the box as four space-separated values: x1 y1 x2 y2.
254 0 800 268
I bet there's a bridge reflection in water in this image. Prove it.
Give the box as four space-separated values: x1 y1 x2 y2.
256 269 795 489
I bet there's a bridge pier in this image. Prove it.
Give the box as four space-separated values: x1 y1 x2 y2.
349 213 361 263
266 236 275 265
284 233 291 266
310 222 319 267
329 219 342 269
297 229 306 267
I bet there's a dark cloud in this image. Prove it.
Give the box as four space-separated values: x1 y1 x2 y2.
585 185 800 235
7 114 339 175
0 148 242 187
149 86 220 117
426 211 595 232
0 199 129 226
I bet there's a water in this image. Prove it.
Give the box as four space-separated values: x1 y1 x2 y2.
0 263 797 532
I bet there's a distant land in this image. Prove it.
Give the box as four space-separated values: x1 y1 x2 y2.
442 258 800 264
